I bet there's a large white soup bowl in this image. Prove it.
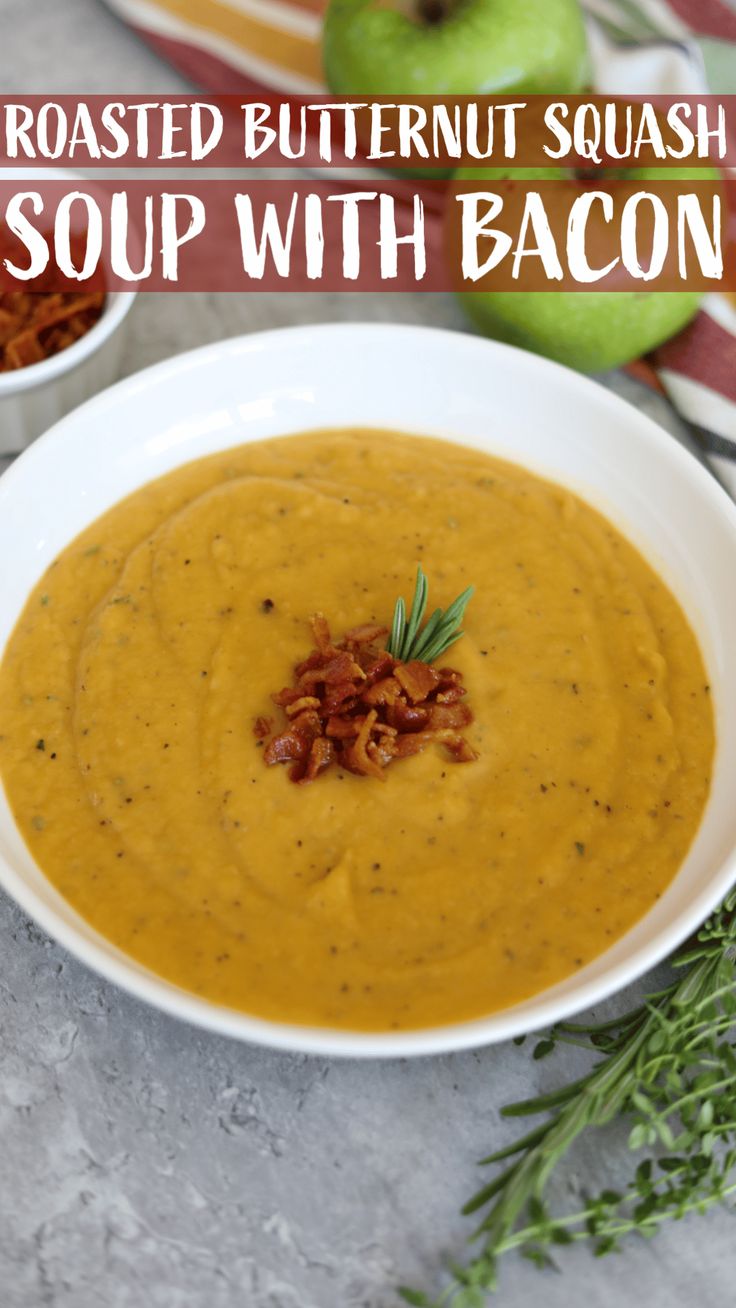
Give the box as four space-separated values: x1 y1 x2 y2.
1 323 735 1058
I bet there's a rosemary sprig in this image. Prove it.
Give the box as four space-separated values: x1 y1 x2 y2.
400 888 736 1306
387 566 474 664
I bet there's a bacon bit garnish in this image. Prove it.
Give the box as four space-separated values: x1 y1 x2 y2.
284 696 321 717
436 684 466 704
325 715 362 739
362 676 402 707
311 612 332 655
253 715 273 739
303 736 334 782
427 701 473 731
395 659 441 704
260 615 478 784
343 622 389 645
387 701 429 733
446 735 479 763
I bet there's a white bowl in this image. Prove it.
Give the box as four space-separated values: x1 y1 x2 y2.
0 288 136 456
1 323 736 1058
0 165 137 455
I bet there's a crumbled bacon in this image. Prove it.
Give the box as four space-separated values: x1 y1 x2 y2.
394 659 441 704
260 614 478 784
0 289 106 372
284 696 321 717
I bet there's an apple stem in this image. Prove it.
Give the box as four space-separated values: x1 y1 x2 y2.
418 0 451 23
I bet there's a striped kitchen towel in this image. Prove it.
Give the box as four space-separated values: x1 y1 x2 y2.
102 0 325 93
102 0 736 491
584 0 736 491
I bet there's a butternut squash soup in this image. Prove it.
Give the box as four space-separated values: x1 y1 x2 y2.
0 430 714 1030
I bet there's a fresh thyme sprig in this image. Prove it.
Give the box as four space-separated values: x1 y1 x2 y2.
400 889 736 1306
387 566 474 664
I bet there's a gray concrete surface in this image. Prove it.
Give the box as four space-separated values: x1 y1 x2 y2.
1 3 734 1305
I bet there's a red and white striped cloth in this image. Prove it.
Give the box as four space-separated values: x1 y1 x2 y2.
101 0 736 492
584 1 736 492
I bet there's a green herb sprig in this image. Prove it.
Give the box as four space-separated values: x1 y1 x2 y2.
388 566 474 664
400 888 736 1306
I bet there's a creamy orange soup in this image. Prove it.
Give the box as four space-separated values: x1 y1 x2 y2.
0 430 714 1030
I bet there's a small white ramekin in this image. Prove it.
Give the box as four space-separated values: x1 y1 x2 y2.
0 166 137 456
0 288 137 457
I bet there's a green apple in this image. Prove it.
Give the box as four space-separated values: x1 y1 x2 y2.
459 284 702 373
454 166 708 372
323 0 590 96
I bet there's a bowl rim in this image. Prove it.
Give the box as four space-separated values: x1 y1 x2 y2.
2 320 736 1059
